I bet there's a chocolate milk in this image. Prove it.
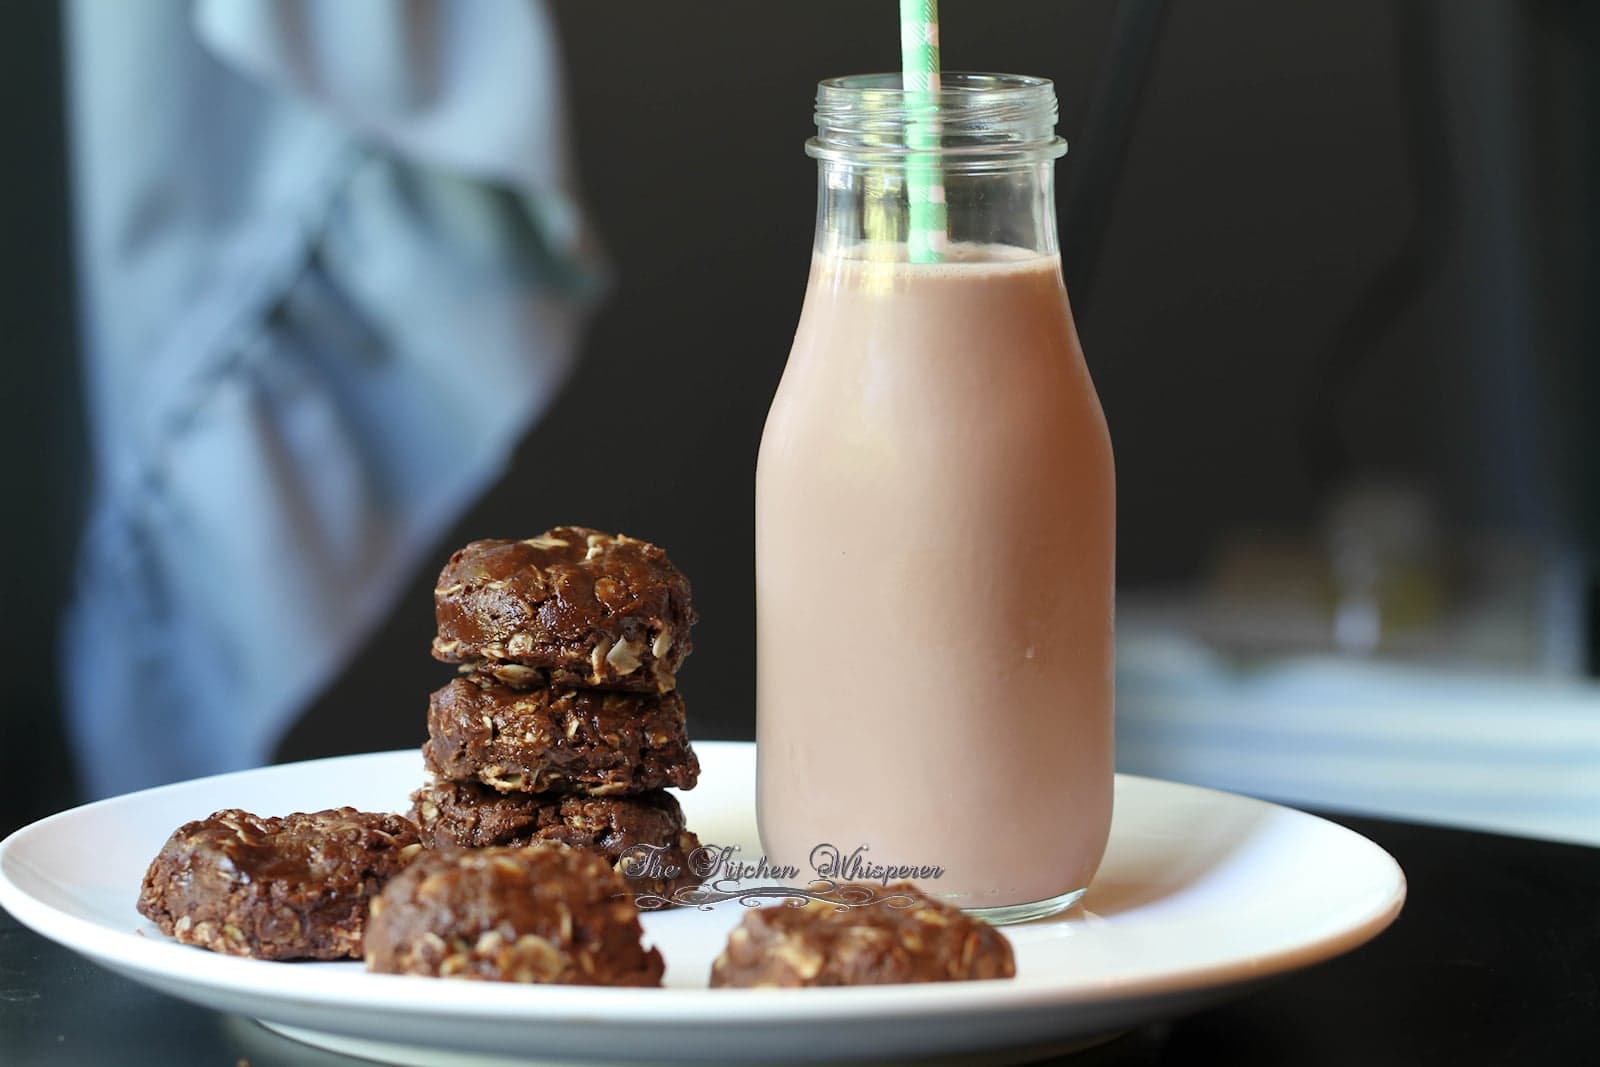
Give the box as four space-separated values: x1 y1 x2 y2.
756 243 1115 911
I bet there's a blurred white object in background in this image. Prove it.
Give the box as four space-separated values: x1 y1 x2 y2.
1115 622 1600 845
1323 480 1439 655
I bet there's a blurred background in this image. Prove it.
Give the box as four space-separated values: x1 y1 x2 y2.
3 0 1597 843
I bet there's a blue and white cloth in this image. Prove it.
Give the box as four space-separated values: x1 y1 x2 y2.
63 0 600 795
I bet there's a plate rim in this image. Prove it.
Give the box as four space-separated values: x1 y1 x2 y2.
0 742 1407 1024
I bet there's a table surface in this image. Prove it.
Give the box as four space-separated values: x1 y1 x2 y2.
2 808 1596 1067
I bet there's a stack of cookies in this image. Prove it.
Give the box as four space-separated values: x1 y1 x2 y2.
409 527 705 904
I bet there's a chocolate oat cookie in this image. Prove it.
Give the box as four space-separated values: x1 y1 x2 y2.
137 808 421 961
422 677 699 796
408 779 704 901
364 845 664 985
709 882 1015 987
431 530 695 693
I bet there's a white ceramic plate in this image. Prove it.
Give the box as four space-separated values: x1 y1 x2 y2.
0 742 1404 1066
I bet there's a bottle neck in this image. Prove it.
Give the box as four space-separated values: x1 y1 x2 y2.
806 72 1065 261
813 158 1059 259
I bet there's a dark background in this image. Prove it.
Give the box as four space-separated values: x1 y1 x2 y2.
4 0 1597 835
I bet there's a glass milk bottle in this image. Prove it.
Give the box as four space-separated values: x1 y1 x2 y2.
756 74 1115 923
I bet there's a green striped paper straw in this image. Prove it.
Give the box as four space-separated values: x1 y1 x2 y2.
900 0 946 262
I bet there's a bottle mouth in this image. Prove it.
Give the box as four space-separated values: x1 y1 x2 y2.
809 72 1066 167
